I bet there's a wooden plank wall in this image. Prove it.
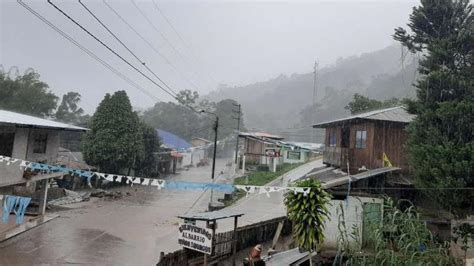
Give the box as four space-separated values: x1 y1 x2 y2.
373 122 410 172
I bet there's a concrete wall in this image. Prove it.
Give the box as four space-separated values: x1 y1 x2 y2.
322 196 383 249
282 149 308 164
1 126 61 187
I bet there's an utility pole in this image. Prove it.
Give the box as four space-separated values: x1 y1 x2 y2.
232 103 241 164
312 60 318 143
211 116 218 181
200 110 218 209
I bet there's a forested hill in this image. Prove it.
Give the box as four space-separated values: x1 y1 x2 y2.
206 44 418 142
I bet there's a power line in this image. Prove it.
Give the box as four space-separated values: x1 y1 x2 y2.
150 0 218 86
130 0 213 90
102 0 202 93
17 0 159 102
47 0 180 103
79 0 179 98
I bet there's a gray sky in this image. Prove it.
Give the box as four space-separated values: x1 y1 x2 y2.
1 0 417 113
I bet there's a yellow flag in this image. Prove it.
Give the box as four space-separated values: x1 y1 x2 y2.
383 152 393 167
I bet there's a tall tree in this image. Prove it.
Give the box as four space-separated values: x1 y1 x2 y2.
345 93 402 114
0 69 58 117
134 121 161 178
214 99 245 139
55 92 86 125
82 91 143 174
394 0 473 211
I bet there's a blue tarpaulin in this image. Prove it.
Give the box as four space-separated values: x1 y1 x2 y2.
156 129 191 151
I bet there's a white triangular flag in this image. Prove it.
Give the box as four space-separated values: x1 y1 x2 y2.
141 178 150 186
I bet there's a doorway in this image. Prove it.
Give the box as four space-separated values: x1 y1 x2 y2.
0 133 15 157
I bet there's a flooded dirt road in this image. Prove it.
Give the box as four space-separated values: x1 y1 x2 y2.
0 160 230 265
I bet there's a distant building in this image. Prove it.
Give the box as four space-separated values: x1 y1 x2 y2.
313 106 415 174
238 132 284 165
191 137 211 147
156 129 191 151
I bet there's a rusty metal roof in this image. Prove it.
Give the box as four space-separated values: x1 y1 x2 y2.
313 106 416 128
178 210 244 221
0 109 87 131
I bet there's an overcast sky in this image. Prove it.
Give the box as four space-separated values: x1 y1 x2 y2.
0 0 417 113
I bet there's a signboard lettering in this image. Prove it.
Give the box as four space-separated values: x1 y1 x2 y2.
178 223 212 254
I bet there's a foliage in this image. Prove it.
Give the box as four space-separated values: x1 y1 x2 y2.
284 179 331 251
82 91 143 174
336 198 457 265
394 0 474 210
176 89 199 106
453 222 474 259
214 98 245 139
142 90 244 141
0 69 58 117
133 121 161 178
55 91 90 126
345 93 403 114
234 163 302 186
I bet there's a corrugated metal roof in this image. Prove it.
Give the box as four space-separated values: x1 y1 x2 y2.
266 248 310 265
0 109 87 131
178 210 244 221
322 167 401 189
313 106 416 128
156 129 191 150
238 131 284 140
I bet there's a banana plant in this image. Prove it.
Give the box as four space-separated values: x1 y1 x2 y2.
284 179 331 252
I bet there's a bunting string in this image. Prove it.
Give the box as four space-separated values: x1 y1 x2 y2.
0 155 311 196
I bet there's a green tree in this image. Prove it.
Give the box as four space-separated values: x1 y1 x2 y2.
214 99 245 139
345 93 402 114
284 179 331 251
0 69 58 117
394 0 473 211
82 91 143 174
55 92 87 125
142 101 203 141
176 89 199 106
134 121 161 177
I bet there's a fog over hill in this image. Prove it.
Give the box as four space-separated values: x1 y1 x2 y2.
206 44 418 142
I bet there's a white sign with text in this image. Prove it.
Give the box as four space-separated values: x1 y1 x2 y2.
178 223 212 254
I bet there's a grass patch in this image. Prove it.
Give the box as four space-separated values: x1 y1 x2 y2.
225 163 304 207
234 163 303 186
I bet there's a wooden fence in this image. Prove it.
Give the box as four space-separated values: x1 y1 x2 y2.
157 216 292 265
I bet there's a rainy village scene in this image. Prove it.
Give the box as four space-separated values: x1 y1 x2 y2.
0 0 473 265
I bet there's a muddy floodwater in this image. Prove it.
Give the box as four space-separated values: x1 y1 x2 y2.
0 160 230 265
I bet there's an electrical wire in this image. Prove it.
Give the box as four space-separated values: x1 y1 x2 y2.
47 0 180 102
102 0 202 93
130 0 213 89
79 0 179 97
16 0 160 102
150 0 217 86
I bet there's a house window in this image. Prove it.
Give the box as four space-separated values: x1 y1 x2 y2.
329 132 337 147
287 151 301 160
355 130 367 149
33 133 48 154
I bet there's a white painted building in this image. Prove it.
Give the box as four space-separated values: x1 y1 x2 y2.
0 110 87 187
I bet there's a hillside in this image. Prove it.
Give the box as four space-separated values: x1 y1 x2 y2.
206 44 418 142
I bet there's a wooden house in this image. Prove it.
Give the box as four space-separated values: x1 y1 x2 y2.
238 132 284 164
313 106 415 174
191 137 211 147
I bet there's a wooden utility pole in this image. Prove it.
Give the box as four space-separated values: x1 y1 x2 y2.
312 61 318 143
